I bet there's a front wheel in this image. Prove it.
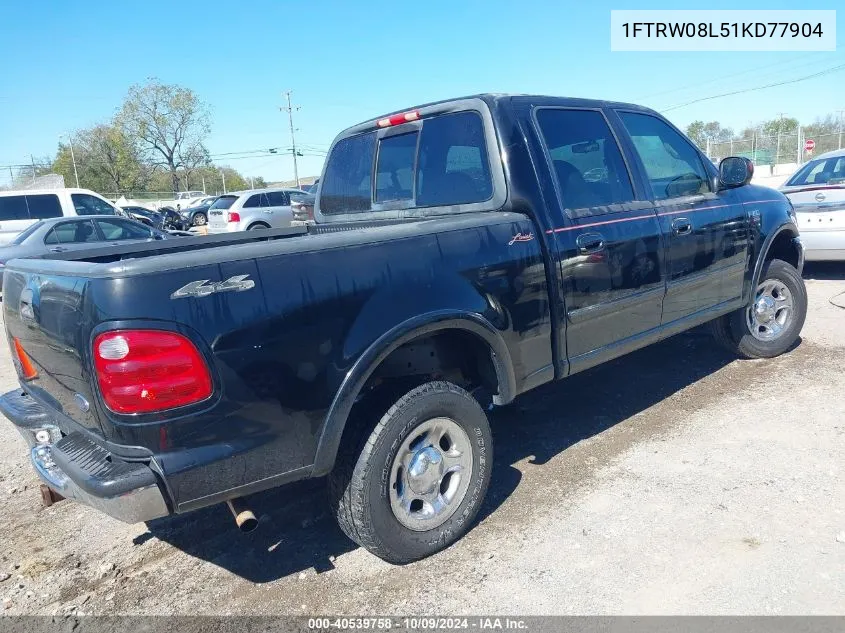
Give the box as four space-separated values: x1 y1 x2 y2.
708 258 807 359
328 381 493 564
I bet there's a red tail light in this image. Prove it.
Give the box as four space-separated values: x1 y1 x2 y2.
228 211 240 223
377 110 420 128
93 330 212 414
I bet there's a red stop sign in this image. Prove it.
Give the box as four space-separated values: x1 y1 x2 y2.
805 139 816 152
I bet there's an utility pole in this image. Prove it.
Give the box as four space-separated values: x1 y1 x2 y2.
60 133 80 187
796 125 802 164
201 174 206 194
30 156 36 184
838 110 844 150
281 91 300 188
775 113 786 166
220 169 227 194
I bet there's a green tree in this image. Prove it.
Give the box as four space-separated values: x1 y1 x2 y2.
762 116 799 137
117 79 210 193
50 125 152 194
685 121 706 148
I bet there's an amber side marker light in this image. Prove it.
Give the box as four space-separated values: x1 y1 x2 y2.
13 337 38 380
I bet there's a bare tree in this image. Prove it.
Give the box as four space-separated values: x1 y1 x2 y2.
117 79 210 193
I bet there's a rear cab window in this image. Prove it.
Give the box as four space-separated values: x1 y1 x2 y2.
317 103 500 221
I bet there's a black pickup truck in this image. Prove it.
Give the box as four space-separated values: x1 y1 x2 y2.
0 95 806 564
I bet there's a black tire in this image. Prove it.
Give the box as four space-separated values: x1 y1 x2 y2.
247 222 269 230
708 258 806 359
328 381 493 564
193 212 207 226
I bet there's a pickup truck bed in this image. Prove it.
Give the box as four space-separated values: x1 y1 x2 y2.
1 94 805 564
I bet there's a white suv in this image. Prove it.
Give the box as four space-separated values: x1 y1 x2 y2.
206 188 305 233
0 188 121 245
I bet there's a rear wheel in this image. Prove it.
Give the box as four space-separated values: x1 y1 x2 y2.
247 222 269 230
328 381 493 564
193 212 207 226
708 258 806 359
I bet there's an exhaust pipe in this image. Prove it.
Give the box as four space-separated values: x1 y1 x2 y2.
226 498 258 533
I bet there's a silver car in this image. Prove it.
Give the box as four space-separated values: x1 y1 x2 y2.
780 149 845 261
780 148 845 206
0 215 170 290
206 188 305 233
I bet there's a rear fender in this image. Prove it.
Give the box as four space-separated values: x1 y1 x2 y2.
311 311 514 476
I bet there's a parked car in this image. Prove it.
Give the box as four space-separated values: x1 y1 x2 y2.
119 205 158 227
206 188 301 233
780 148 845 205
0 94 805 565
0 188 119 245
290 191 316 224
180 200 216 227
779 148 845 261
0 215 170 290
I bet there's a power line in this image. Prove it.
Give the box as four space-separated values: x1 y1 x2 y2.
636 51 821 104
662 62 845 112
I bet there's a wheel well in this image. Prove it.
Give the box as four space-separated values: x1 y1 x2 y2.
764 229 800 270
343 330 500 437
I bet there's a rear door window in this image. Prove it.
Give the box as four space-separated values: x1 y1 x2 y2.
0 196 29 221
267 191 289 206
47 220 99 244
71 193 117 216
375 132 417 203
25 194 62 219
535 109 635 210
243 193 268 208
96 219 153 240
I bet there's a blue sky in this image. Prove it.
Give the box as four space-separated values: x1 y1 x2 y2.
0 0 842 183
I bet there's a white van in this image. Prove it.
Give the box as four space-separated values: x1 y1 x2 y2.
0 188 121 245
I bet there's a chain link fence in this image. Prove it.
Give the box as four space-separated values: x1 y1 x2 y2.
0 167 65 191
706 130 844 166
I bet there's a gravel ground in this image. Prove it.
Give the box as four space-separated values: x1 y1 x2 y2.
0 264 843 615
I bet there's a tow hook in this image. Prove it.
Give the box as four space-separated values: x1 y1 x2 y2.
226 498 258 533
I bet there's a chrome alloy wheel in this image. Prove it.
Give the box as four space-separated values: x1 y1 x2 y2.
389 417 473 531
746 278 794 342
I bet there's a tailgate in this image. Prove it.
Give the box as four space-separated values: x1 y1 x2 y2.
2 268 104 435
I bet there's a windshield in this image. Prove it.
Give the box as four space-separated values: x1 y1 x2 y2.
786 156 845 187
209 195 237 210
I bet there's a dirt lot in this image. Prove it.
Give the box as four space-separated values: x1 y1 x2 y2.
1 265 843 615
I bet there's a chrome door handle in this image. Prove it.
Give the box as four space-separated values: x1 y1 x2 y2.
576 232 605 254
671 218 692 236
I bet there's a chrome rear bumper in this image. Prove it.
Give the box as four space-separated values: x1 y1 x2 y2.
0 390 169 524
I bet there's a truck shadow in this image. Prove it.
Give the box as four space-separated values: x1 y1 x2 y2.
802 262 845 281
145 329 743 582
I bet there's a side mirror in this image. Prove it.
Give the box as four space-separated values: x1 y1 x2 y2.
719 156 754 190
